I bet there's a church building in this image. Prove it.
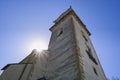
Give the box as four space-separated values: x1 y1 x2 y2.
0 7 107 80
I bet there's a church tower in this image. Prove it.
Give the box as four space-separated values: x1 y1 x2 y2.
47 7 107 80
0 7 107 80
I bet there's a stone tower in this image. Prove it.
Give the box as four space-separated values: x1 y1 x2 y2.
47 7 106 80
0 7 107 80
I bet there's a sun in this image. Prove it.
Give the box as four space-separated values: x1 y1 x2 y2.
28 39 48 51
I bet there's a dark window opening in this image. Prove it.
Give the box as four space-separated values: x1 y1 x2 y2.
83 35 88 41
57 28 63 37
93 67 98 76
86 46 98 65
81 31 88 41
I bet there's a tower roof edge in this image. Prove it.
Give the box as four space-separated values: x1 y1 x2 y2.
50 7 91 36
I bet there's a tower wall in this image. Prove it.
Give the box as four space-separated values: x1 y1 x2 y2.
48 15 80 80
72 15 106 80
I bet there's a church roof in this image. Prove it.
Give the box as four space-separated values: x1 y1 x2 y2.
1 63 33 70
50 6 91 36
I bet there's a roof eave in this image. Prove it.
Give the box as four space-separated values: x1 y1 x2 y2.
50 7 91 36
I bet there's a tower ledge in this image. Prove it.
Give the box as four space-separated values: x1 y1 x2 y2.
50 7 91 36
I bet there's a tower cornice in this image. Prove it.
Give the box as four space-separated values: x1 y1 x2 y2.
50 7 91 36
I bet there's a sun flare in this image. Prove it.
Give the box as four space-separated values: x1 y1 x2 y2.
28 39 48 51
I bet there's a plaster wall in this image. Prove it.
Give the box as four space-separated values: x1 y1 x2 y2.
72 16 106 80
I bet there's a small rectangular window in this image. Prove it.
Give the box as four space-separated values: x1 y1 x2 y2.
93 67 98 76
86 45 98 65
81 31 88 41
57 28 63 37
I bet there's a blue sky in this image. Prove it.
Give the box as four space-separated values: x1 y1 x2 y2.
0 0 120 78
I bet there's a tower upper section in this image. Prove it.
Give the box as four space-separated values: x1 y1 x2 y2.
50 7 91 36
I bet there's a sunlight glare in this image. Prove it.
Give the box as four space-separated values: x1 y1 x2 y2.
28 39 48 52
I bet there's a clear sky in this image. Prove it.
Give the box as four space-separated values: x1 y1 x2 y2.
0 0 120 79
